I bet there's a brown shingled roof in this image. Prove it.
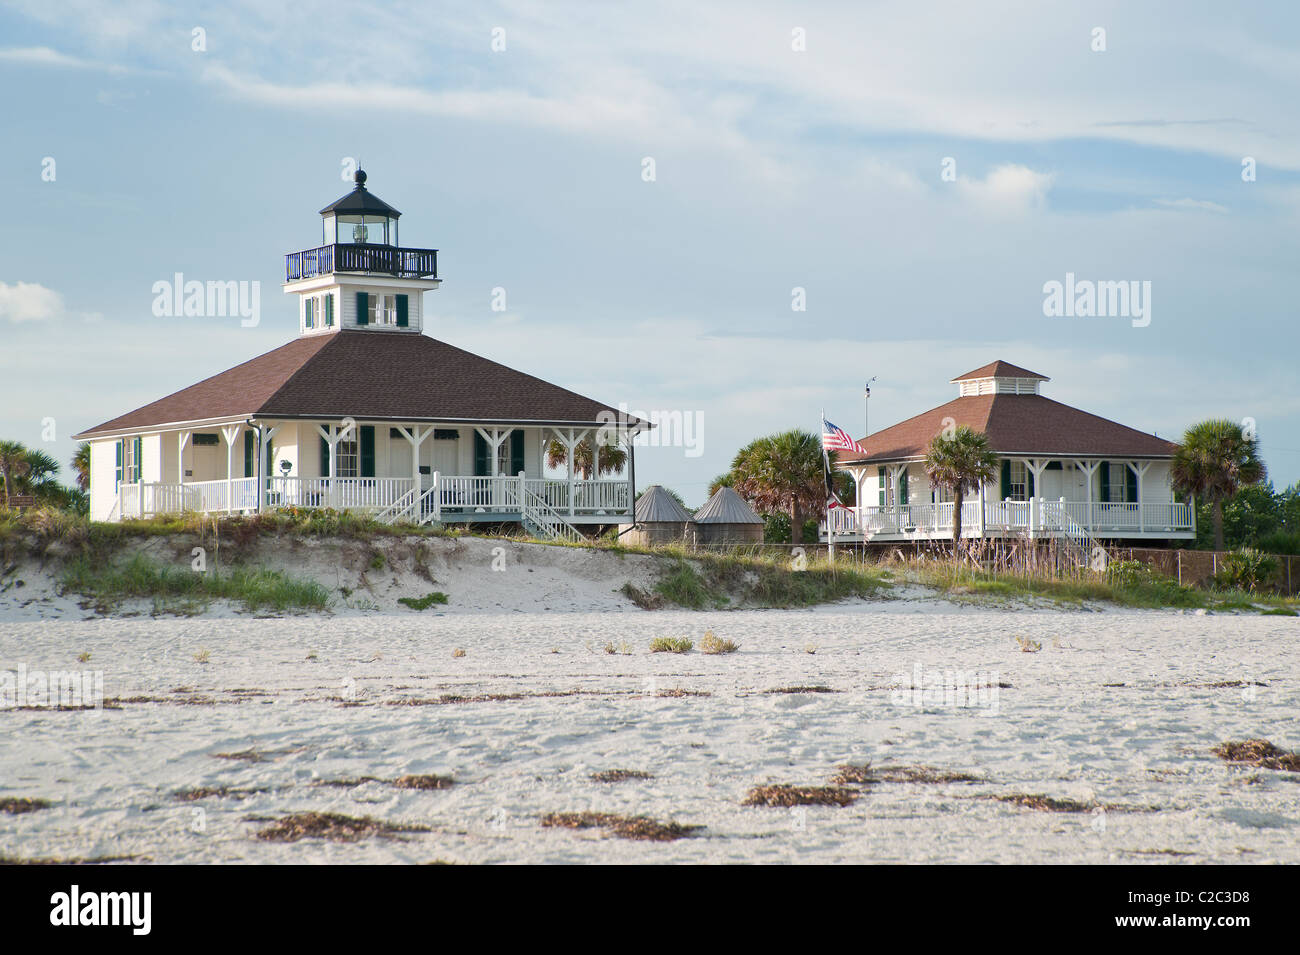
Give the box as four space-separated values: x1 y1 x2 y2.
840 394 1178 464
951 360 1049 382
75 331 642 438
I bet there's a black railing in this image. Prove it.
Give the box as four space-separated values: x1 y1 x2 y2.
285 244 438 281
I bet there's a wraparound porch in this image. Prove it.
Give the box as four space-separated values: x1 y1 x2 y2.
823 499 1195 542
112 473 632 526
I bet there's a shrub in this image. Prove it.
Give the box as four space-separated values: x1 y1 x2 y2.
397 592 449 610
649 636 693 653
1213 549 1277 593
699 630 739 654
1105 559 1155 589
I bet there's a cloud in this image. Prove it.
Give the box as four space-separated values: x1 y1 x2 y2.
957 164 1055 215
0 282 63 323
1153 197 1229 214
0 45 125 72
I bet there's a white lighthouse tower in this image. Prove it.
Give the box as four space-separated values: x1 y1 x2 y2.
284 169 440 336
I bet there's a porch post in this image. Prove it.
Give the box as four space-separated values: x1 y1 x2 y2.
977 479 986 538
178 431 190 487
563 428 577 518
891 463 905 527
397 425 432 494
851 467 866 538
1075 459 1098 531
257 423 280 514
1134 460 1151 533
316 423 340 509
221 424 240 514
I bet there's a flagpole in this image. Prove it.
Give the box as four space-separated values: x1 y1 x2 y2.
822 407 835 564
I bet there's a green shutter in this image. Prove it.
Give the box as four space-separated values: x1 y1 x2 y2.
356 291 369 326
396 294 408 327
474 432 491 476
1000 460 1011 500
510 431 525 475
264 437 274 481
244 431 255 478
320 436 330 477
305 298 314 328
133 437 142 483
115 440 123 488
360 426 375 478
899 469 908 504
1126 465 1138 504
1099 461 1110 503
877 466 885 506
1026 468 1034 499
324 294 334 327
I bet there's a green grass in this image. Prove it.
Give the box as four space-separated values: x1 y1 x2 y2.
397 592 449 611
649 636 693 653
648 551 891 610
61 553 331 614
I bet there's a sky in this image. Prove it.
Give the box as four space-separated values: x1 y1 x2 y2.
2 0 1298 507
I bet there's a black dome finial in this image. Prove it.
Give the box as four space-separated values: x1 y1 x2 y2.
354 168 367 188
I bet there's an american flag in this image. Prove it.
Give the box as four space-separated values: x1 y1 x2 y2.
821 417 868 456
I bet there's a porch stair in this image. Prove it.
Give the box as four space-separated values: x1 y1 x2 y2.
521 486 583 543
373 488 417 524
1058 508 1096 569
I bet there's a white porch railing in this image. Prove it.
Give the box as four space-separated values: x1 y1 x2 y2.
110 475 632 531
825 499 1193 539
117 478 259 518
265 476 416 511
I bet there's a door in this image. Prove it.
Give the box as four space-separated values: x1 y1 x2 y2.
389 438 412 482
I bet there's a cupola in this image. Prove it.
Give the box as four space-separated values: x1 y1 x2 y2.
951 360 1048 397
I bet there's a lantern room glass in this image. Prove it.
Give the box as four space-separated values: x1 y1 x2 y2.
322 213 398 246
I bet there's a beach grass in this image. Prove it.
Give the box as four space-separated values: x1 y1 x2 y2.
61 553 331 614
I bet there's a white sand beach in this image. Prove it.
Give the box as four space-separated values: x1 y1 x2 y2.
1 593 1296 864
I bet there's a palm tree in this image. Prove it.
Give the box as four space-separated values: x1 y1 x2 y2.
0 440 31 506
545 438 628 479
18 448 60 497
72 442 91 492
1171 419 1265 551
923 426 999 545
729 429 828 546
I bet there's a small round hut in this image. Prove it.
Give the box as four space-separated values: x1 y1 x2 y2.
690 486 764 547
622 485 694 546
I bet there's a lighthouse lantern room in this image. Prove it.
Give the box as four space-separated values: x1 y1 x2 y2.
284 169 440 337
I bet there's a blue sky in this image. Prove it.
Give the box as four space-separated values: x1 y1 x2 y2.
2 0 1298 505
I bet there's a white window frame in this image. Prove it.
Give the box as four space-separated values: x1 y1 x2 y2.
336 438 359 478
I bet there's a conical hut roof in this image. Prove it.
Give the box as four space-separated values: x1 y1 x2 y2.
693 486 764 524
634 485 693 523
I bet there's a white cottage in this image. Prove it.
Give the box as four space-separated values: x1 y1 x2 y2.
824 361 1194 545
74 171 646 540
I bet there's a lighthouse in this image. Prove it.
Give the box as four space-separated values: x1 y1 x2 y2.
284 169 441 336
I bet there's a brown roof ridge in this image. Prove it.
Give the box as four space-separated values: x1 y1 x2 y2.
74 334 332 438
